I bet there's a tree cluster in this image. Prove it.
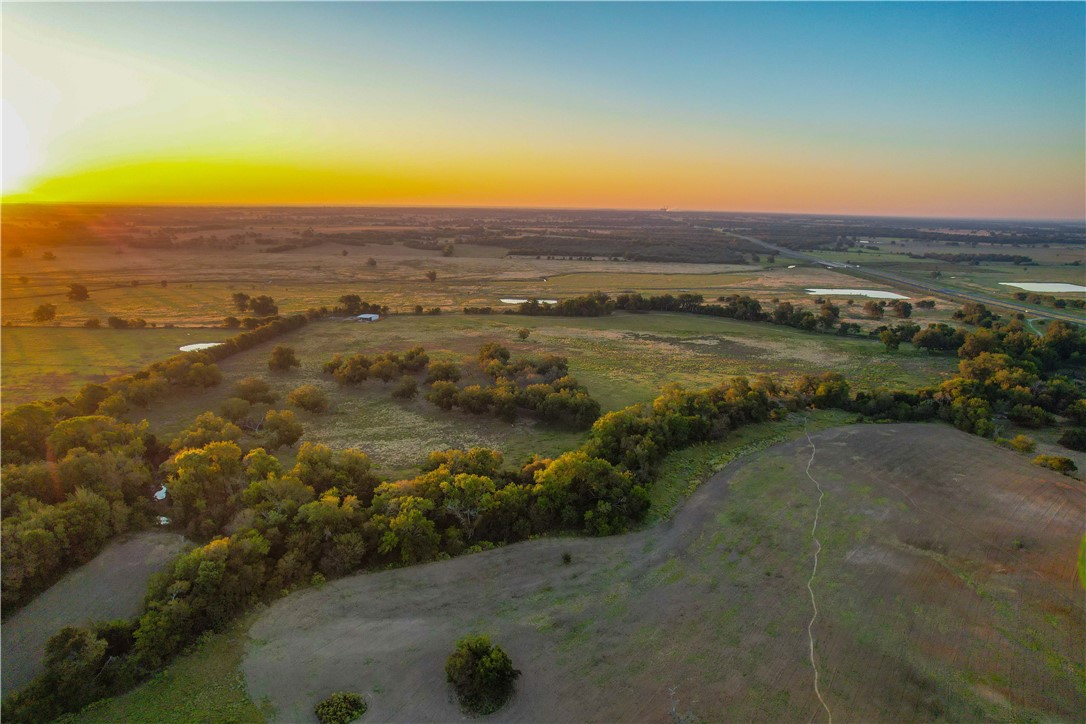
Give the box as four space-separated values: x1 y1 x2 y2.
424 345 600 429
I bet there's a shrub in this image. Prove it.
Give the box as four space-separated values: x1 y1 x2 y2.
263 409 303 450
1032 454 1078 475
445 635 520 715
1006 434 1036 453
314 691 367 724
33 304 57 323
1058 428 1086 452
233 377 278 404
426 361 461 384
269 345 301 372
220 396 253 423
288 384 330 413
391 376 418 400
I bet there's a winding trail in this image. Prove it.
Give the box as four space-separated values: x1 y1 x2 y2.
803 419 833 724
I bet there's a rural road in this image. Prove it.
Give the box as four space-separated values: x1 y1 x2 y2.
712 227 1086 326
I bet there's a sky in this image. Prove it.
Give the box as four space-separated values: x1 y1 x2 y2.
2 2 1084 219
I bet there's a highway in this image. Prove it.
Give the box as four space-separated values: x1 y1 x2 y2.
712 228 1086 327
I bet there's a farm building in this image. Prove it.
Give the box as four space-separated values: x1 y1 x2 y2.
353 313 380 322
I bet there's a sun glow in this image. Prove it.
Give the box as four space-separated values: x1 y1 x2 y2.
2 2 1083 218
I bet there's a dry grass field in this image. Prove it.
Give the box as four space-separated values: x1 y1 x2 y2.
1 240 951 329
241 423 1085 722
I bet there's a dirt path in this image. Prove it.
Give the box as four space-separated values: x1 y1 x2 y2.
243 424 1086 722
1 531 188 696
803 420 833 724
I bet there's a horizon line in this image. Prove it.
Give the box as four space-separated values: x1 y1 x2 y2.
2 199 1083 226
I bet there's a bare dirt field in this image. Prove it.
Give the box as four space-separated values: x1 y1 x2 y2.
0 531 188 697
243 424 1086 723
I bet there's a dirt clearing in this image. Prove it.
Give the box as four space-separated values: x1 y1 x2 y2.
243 424 1085 722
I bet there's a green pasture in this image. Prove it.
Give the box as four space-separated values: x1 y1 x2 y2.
1 327 235 407
112 313 956 475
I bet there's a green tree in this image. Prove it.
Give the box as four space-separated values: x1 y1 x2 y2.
1 403 55 463
233 376 278 404
391 375 419 400
370 359 400 382
879 330 901 352
445 635 520 715
263 409 303 450
231 292 251 311
164 441 245 536
220 396 253 424
170 412 243 453
67 284 90 301
374 496 440 564
440 474 496 541
288 384 330 412
268 345 301 372
33 303 57 322
315 692 367 724
426 360 461 383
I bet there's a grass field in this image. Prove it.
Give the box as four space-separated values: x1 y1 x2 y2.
807 245 1086 321
64 614 270 724
1 327 235 407
100 313 958 475
235 423 1085 722
3 241 961 330
1 532 189 697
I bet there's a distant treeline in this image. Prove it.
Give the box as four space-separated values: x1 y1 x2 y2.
1013 292 1086 310
910 252 1034 264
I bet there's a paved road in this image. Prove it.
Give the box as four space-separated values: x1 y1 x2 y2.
712 228 1085 326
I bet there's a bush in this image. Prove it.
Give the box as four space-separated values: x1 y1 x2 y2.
1058 428 1086 452
426 361 461 384
445 635 520 715
1006 434 1036 453
1032 454 1078 475
269 345 301 372
220 396 253 423
263 409 303 450
233 377 278 404
288 384 330 413
391 376 418 400
314 691 367 724
33 304 57 323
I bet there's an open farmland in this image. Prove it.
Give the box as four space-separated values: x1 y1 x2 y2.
1 238 947 330
242 423 1086 722
1 327 234 406
117 314 956 474
0 532 188 698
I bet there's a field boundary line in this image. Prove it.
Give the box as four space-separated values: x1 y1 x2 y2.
803 418 833 724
